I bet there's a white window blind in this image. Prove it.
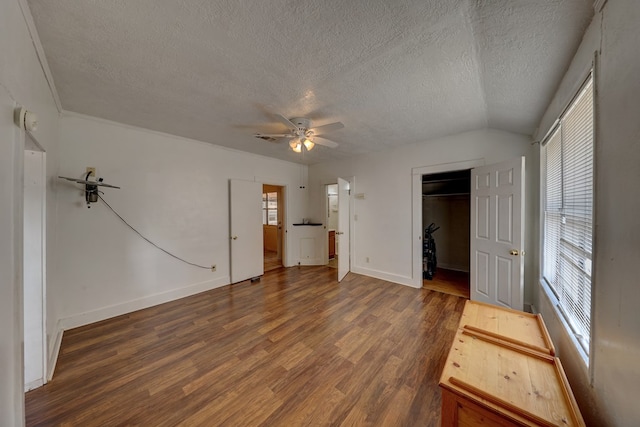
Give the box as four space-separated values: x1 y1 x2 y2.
542 75 594 356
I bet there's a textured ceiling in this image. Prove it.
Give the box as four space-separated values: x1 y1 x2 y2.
27 0 593 164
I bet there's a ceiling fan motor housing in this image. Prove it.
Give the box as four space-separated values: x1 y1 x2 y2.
290 117 312 136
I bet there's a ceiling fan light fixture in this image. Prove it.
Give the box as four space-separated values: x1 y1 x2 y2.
303 138 314 151
290 139 302 153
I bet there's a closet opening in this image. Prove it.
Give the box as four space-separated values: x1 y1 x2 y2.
422 169 470 298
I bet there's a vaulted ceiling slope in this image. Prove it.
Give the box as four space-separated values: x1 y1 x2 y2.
27 0 592 164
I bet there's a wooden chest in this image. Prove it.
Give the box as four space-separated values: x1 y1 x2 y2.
439 301 584 426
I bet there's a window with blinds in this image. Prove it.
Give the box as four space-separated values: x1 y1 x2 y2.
262 192 278 225
542 74 594 357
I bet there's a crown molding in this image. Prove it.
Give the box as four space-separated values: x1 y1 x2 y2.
594 0 608 12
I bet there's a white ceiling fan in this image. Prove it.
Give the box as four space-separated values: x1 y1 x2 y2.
254 114 344 153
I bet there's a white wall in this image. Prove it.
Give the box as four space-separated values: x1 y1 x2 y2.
0 0 60 423
54 113 310 329
308 129 537 299
534 1 640 425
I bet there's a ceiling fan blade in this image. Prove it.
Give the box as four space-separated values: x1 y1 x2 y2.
270 137 291 144
311 121 344 136
254 133 292 138
58 176 121 188
313 136 339 148
274 114 299 131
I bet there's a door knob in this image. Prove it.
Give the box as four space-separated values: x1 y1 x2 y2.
509 249 519 256
231 236 238 240
336 231 344 235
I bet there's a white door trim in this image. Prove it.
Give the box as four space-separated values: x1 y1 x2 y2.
23 147 47 391
411 159 485 288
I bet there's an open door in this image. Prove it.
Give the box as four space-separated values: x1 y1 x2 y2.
337 177 350 282
470 157 524 310
230 179 263 283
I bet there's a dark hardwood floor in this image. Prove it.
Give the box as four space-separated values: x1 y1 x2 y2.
26 266 465 426
263 249 282 272
423 268 470 299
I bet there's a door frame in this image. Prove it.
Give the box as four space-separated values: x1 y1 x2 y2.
255 177 289 268
411 159 484 288
23 145 47 391
261 183 286 268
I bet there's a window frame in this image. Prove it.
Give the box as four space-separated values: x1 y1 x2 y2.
540 70 596 367
262 191 278 226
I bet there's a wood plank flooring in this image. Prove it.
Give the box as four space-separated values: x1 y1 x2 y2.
423 268 470 299
26 266 465 426
328 255 338 269
263 249 282 272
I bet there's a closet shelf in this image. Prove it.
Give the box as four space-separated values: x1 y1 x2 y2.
422 192 470 197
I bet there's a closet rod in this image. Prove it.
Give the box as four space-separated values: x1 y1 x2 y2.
422 177 468 184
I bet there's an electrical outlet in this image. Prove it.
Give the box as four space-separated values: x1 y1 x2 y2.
211 264 216 272
366 257 370 263
86 167 96 177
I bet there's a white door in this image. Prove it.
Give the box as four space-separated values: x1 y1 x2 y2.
230 179 263 283
337 177 350 282
23 149 46 391
470 157 524 310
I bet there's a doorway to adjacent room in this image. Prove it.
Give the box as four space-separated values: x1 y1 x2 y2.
262 184 284 272
326 183 338 269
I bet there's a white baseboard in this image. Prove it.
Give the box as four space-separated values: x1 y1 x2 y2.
47 320 64 381
24 378 44 392
59 276 230 331
351 265 417 288
437 263 469 273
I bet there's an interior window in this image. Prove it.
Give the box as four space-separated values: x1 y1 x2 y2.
262 192 278 225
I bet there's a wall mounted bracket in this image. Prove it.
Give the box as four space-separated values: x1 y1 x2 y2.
58 172 120 208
